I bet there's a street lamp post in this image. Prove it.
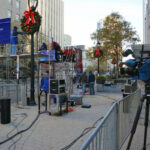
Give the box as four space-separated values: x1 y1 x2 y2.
28 0 38 105
97 21 101 74
97 41 101 74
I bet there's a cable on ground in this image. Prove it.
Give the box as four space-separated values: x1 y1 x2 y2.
0 113 40 146
7 113 28 150
61 116 104 150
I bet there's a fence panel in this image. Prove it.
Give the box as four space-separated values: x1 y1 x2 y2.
80 103 118 150
0 83 27 105
117 89 141 149
80 89 141 150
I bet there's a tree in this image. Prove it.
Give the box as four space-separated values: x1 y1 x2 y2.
91 12 140 78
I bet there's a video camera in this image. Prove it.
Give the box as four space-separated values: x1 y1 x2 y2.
120 44 150 82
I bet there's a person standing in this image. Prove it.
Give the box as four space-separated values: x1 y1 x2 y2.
39 42 47 51
88 71 95 95
10 26 22 55
40 71 49 94
80 72 87 95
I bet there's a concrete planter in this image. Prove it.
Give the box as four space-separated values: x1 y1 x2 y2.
96 80 105 84
96 84 104 92
96 83 122 92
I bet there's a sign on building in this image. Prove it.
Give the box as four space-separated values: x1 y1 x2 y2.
0 18 11 44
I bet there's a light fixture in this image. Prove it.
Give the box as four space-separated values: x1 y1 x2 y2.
28 0 38 9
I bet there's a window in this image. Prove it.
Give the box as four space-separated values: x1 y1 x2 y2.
16 15 19 20
8 10 11 18
8 0 11 4
16 1 19 9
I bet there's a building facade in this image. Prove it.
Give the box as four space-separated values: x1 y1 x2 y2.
38 0 64 47
0 0 27 21
143 0 150 44
0 0 64 47
64 34 72 47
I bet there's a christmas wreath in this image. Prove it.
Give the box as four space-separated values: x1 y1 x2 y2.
21 7 41 34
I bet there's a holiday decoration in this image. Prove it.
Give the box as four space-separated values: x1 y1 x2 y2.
95 49 100 56
21 7 41 34
94 48 103 57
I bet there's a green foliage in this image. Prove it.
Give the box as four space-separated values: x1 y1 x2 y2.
91 12 140 78
96 75 107 81
86 66 95 72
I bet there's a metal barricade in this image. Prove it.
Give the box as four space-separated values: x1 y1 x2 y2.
0 83 27 105
80 89 141 150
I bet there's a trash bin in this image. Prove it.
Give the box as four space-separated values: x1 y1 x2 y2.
0 99 11 124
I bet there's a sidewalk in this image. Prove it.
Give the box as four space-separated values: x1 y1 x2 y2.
122 103 150 150
0 88 149 150
0 90 121 150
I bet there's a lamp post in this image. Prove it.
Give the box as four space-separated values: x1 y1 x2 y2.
28 0 38 105
96 38 101 74
97 21 101 74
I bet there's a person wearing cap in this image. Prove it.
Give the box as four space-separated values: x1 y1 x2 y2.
40 71 49 94
10 26 22 55
39 42 47 51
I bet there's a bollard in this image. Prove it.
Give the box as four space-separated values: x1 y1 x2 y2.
0 99 11 124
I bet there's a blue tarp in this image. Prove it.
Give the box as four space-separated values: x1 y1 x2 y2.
138 59 150 81
124 59 137 68
40 50 55 61
0 18 11 44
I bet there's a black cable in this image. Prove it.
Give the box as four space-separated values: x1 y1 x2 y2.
7 113 28 150
61 116 104 150
0 114 40 146
20 116 40 150
7 116 18 150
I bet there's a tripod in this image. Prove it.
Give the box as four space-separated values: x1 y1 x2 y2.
126 82 150 150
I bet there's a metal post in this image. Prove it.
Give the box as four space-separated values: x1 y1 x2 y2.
29 33 36 105
98 57 100 74
16 55 19 84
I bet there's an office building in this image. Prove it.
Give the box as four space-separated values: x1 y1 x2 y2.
143 0 150 43
38 0 64 47
0 0 64 48
0 0 27 21
64 34 72 47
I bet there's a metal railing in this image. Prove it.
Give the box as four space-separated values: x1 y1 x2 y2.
80 89 141 150
0 83 27 105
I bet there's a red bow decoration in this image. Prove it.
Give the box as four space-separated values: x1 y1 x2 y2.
52 41 57 46
95 49 100 56
24 8 35 26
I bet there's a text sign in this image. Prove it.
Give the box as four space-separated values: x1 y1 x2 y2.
0 18 11 44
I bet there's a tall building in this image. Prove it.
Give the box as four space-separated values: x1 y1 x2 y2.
143 0 150 44
38 0 64 47
0 0 27 21
64 34 72 47
0 0 64 47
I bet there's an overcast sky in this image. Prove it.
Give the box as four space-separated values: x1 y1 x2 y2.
64 0 143 47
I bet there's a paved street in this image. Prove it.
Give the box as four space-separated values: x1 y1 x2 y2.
0 87 150 150
0 89 121 150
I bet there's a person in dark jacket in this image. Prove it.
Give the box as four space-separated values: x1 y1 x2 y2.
39 42 47 51
79 72 87 95
40 71 49 94
10 26 22 55
88 71 95 95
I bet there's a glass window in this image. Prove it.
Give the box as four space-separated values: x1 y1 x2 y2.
8 10 11 18
16 15 19 20
16 1 19 9
8 0 11 4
